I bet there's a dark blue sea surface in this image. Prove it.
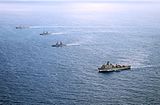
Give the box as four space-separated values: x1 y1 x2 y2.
0 1 160 105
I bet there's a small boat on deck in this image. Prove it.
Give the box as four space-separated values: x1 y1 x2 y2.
98 61 131 72
52 41 66 47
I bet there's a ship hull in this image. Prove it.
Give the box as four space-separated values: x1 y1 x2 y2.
51 44 66 47
98 66 131 72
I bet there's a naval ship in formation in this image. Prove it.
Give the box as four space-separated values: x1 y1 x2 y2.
15 25 131 72
98 61 131 72
52 41 66 47
16 25 30 29
40 31 52 35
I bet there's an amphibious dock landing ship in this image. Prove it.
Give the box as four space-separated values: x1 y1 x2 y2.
98 61 131 72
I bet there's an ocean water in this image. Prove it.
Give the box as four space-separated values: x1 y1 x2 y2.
0 1 160 105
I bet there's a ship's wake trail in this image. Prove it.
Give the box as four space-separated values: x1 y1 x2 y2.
66 44 80 46
66 43 80 46
66 43 114 47
29 26 44 29
28 25 110 29
132 64 160 69
50 32 64 35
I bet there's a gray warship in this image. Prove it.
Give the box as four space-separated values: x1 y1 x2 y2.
40 31 52 35
52 41 66 47
98 61 131 72
16 25 29 29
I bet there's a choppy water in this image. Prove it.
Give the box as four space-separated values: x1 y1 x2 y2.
0 1 160 105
